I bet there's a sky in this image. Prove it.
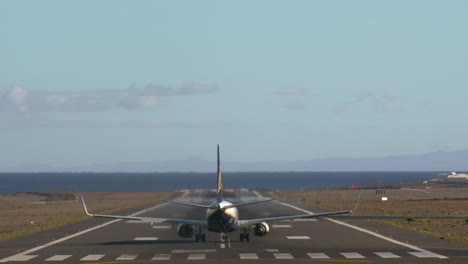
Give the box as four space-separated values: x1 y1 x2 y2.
1 1 468 168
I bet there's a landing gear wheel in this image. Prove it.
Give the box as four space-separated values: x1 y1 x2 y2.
240 233 250 242
195 234 206 242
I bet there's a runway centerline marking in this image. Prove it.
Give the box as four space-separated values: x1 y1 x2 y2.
341 252 366 259
0 192 189 263
134 237 158 241
116 254 138 261
187 254 206 260
287 236 311 239
152 254 171 260
239 253 259 260
171 249 216 254
409 251 449 258
45 255 72 261
80 254 105 261
272 224 292 228
152 225 171 229
374 252 401 258
273 253 294 259
3 255 37 262
307 253 330 259
254 190 449 259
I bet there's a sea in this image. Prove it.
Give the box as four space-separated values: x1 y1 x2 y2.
0 172 442 194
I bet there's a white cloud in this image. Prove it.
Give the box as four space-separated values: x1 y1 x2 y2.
332 94 404 114
285 100 305 111
274 88 308 96
0 82 219 114
135 82 219 97
119 95 161 109
3 86 29 112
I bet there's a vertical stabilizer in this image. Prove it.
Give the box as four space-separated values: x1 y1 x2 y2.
217 145 223 203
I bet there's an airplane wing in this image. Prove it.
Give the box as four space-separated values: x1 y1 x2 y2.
81 197 207 227
238 209 351 228
238 191 360 228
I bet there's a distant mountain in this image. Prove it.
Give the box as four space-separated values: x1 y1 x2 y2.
2 150 468 172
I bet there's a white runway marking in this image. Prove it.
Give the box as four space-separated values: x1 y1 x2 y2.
264 249 279 253
409 251 449 259
152 254 172 260
116 254 138 261
4 255 37 261
172 249 216 254
80 254 105 261
340 252 366 259
239 253 259 259
0 193 187 263
374 252 401 258
292 219 318 222
272 224 292 228
307 253 330 259
286 236 310 239
187 254 206 260
134 237 158 241
273 253 294 259
45 255 72 261
152 225 172 229
257 191 449 260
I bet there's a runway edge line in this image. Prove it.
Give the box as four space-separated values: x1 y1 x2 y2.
253 190 448 260
0 191 188 263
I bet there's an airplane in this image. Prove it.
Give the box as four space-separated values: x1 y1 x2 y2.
81 145 359 242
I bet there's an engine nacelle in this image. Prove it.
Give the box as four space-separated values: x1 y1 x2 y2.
252 222 270 237
177 224 194 238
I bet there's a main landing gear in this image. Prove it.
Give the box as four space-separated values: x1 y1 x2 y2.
195 233 206 242
240 228 250 242
195 227 206 242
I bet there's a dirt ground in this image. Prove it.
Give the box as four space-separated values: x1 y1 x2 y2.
0 191 172 241
272 182 468 245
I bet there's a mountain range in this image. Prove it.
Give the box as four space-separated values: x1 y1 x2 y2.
1 150 468 172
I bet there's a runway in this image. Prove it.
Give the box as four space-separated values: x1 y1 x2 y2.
0 189 466 263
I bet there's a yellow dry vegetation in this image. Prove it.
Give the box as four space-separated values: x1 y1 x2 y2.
0 191 172 241
273 183 468 245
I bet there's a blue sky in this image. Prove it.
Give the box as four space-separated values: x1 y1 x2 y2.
1 1 467 167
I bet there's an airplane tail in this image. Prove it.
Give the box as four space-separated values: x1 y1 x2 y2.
217 144 223 203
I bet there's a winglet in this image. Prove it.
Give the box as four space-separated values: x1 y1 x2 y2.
81 196 92 216
216 144 223 203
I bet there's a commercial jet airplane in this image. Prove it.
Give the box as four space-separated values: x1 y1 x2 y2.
81 145 358 242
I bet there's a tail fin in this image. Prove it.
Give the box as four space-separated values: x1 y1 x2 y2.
217 144 223 203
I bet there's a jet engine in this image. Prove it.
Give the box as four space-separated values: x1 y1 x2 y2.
177 224 194 238
252 222 270 236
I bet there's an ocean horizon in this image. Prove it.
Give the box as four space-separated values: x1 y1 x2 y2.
0 171 443 194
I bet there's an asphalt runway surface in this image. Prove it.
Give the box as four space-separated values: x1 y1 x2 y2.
0 190 467 263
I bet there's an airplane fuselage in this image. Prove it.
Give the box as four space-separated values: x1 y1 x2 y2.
206 201 239 233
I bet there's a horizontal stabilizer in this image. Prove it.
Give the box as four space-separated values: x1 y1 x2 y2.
222 198 275 209
164 200 214 209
